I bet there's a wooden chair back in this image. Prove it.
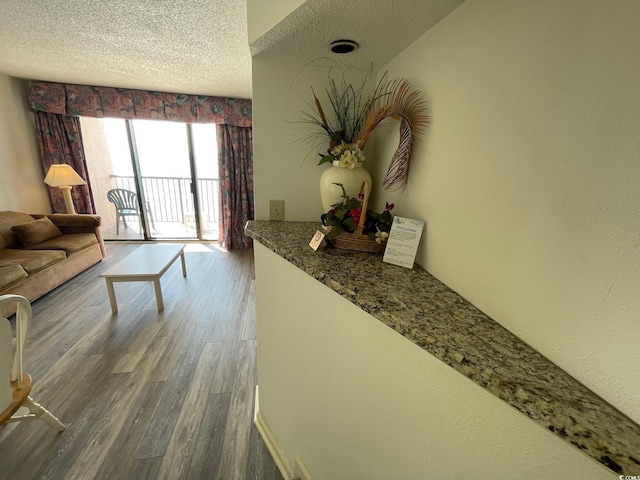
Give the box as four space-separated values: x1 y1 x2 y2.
0 295 65 431
0 295 31 425
0 314 13 410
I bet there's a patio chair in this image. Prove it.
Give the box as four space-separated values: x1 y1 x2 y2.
0 294 66 432
107 188 155 235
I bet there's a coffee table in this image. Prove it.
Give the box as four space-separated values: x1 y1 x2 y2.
100 244 187 314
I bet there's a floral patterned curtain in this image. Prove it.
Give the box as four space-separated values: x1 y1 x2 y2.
217 124 254 250
29 81 252 126
34 112 95 214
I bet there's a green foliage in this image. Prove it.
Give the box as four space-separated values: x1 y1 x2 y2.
318 154 334 166
320 183 394 241
364 208 393 240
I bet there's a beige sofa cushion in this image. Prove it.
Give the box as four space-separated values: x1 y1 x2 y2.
0 265 28 291
0 248 66 274
0 211 36 248
26 233 98 256
11 217 63 247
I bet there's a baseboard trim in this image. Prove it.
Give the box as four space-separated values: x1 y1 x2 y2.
294 455 315 480
254 386 297 480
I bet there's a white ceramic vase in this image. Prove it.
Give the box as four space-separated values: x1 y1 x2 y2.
319 161 372 212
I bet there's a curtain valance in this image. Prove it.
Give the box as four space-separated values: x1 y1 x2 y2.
29 81 252 127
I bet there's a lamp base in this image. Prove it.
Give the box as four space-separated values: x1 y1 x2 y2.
59 186 76 214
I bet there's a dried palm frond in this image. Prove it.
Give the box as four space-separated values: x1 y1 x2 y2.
298 70 388 152
355 78 429 191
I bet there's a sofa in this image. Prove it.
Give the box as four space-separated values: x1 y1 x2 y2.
0 211 106 316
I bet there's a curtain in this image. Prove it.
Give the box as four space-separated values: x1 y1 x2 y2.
29 81 252 126
217 124 254 250
34 112 95 214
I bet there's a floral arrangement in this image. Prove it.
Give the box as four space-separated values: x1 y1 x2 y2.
320 141 365 168
300 71 429 190
321 183 394 243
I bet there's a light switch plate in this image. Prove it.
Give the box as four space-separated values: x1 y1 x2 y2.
270 200 284 220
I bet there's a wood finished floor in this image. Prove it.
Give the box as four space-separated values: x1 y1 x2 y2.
0 243 284 480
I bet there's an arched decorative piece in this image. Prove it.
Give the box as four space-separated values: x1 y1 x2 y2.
355 78 429 191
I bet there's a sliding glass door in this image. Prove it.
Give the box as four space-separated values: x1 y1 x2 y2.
131 119 195 239
82 117 219 241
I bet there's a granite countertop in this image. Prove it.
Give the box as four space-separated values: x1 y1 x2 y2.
246 220 640 475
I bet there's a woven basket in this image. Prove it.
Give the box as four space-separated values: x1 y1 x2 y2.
326 180 387 253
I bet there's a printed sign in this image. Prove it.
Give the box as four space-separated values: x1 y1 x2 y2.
382 217 424 269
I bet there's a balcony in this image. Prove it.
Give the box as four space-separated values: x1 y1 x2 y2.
93 175 219 241
80 116 220 241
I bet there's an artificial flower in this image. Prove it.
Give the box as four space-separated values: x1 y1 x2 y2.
375 231 389 244
321 183 394 242
320 141 365 168
338 151 358 169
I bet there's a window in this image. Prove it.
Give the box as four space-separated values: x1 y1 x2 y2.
82 117 218 240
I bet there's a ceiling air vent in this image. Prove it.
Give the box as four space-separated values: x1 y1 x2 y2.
330 39 359 54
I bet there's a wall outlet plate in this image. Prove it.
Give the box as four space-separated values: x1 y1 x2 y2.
270 200 284 220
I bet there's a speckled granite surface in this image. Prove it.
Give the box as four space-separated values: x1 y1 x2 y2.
246 220 640 475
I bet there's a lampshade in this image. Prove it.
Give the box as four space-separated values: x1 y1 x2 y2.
44 164 86 187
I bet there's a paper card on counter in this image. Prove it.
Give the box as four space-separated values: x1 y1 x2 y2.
383 217 424 269
309 230 326 251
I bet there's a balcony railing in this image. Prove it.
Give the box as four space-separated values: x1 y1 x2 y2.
110 175 219 224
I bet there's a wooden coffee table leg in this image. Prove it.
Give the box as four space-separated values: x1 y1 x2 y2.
153 278 165 311
105 278 118 314
180 250 187 277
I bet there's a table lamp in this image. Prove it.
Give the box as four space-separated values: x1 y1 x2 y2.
44 164 86 214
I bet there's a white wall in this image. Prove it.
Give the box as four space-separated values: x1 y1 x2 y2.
370 0 640 422
255 243 613 480
0 75 50 212
252 57 371 221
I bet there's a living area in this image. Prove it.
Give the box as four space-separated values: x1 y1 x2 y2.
0 0 272 478
0 88 277 478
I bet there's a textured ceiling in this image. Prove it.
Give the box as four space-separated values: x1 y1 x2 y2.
0 0 253 98
251 0 466 71
0 0 464 99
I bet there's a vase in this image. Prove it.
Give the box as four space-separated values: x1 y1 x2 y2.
320 161 372 212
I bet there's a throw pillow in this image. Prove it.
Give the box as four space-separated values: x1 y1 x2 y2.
11 217 63 247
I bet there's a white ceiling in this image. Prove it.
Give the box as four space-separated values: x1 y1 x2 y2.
252 0 466 71
0 0 253 98
0 0 464 99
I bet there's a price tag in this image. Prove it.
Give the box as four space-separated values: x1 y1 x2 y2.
309 230 326 251
383 217 424 269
